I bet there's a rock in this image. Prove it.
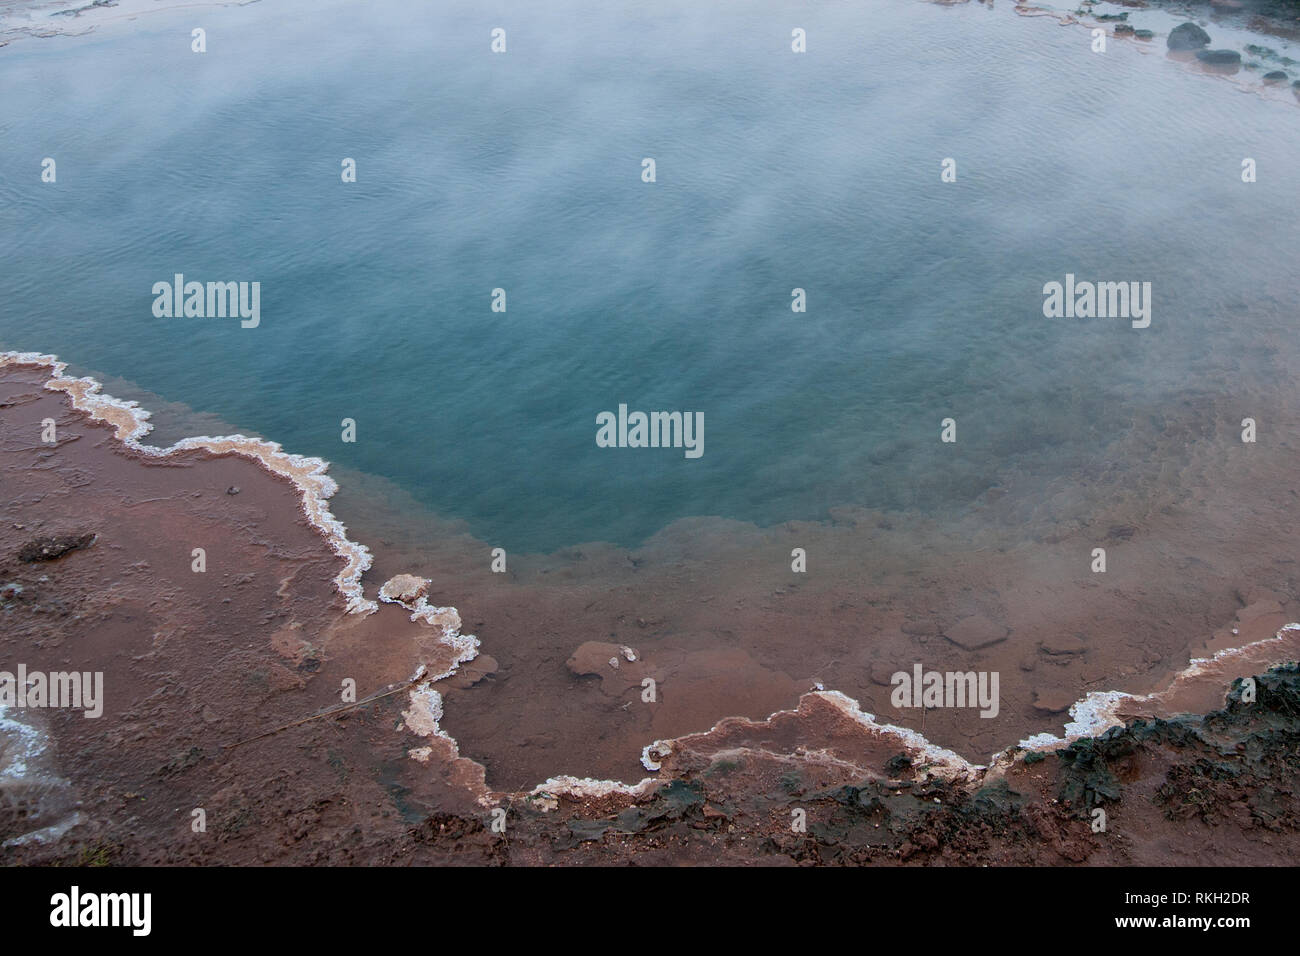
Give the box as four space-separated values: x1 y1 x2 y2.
567 640 629 677
885 753 913 775
1033 689 1077 714
379 573 430 605
18 533 95 562
869 659 900 686
942 615 1009 651
1135 29 1155 40
1168 22 1211 51
1114 23 1135 36
226 485 240 495
1196 49 1241 66
1263 70 1289 84
440 654 498 689
1039 634 1087 656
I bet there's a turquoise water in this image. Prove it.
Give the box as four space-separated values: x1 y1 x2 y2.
3 0 1299 551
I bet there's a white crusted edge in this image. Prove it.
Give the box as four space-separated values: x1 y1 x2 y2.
2 350 379 613
538 624 1300 799
3 350 494 808
1012 624 1300 753
11 351 1296 804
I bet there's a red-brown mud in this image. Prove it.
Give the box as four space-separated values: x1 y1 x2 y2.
2 355 1298 866
332 384 1300 792
0 358 487 862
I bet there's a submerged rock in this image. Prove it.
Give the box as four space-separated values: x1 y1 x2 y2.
1168 22 1211 51
1032 689 1076 714
941 615 1009 650
1263 70 1289 84
566 640 635 678
1134 29 1155 41
1196 48 1241 66
1114 23 1135 36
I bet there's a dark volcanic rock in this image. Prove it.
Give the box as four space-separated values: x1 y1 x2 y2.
1263 70 1289 84
17 533 95 562
1168 22 1211 51
1114 23 1135 36
1056 737 1124 809
1135 29 1155 40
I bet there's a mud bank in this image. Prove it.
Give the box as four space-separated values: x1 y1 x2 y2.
0 353 487 859
1 353 1297 865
